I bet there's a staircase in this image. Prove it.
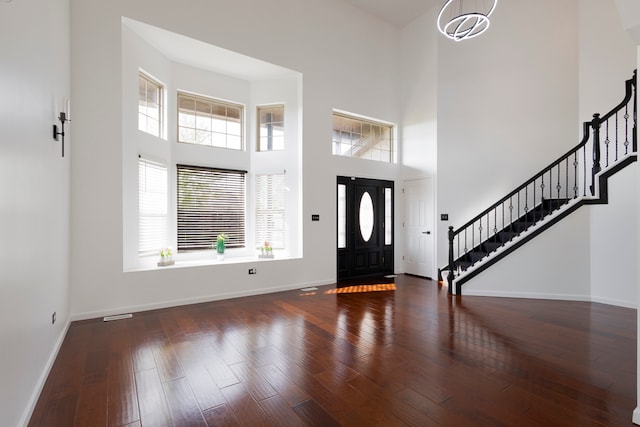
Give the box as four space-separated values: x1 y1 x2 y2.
440 70 637 295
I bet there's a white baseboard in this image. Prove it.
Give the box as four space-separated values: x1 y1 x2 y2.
461 289 591 302
19 318 71 427
462 289 637 309
71 279 335 321
590 295 637 309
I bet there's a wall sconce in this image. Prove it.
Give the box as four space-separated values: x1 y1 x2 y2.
52 100 70 157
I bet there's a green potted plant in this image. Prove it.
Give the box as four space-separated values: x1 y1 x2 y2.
216 234 228 260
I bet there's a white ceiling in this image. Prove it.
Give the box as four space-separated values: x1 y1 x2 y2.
339 0 442 28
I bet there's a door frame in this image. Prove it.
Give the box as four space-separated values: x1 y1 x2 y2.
403 177 436 279
337 176 394 281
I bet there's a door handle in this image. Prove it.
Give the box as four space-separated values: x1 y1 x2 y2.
422 231 431 235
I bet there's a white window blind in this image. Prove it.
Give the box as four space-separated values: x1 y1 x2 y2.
255 174 285 249
177 165 246 251
138 157 167 255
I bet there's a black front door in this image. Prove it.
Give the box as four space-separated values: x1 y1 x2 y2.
337 176 394 281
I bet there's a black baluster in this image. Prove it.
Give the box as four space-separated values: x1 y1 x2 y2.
471 224 474 258
573 150 578 199
583 145 587 197
565 157 568 201
509 196 513 232
556 163 561 201
624 104 630 156
605 118 610 166
447 226 454 294
591 113 601 196
493 207 497 239
533 180 537 223
464 228 467 254
633 69 637 152
549 167 552 202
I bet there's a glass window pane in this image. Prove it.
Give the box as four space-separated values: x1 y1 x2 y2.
177 92 243 150
359 191 374 242
332 112 393 163
138 73 163 138
227 135 242 150
338 184 346 248
257 105 284 151
385 188 392 245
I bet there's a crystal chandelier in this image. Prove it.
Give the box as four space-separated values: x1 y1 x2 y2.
437 0 498 42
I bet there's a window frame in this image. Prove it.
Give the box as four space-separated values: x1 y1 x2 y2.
176 164 247 252
138 156 168 256
138 72 164 138
177 91 244 150
257 104 285 151
332 111 394 163
255 173 286 250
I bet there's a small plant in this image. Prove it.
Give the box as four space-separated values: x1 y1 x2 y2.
160 247 172 258
216 234 228 254
259 241 273 257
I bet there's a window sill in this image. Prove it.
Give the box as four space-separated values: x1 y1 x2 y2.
125 253 298 273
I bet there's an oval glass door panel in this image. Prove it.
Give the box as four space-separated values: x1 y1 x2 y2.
359 191 374 242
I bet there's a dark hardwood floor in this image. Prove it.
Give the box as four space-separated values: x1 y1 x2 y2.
29 275 636 426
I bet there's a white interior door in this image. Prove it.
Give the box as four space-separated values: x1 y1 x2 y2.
404 178 435 278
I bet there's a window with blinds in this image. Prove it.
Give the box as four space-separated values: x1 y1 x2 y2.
257 105 284 151
138 72 163 138
177 164 246 251
178 92 243 150
138 158 167 255
255 174 285 249
332 112 393 163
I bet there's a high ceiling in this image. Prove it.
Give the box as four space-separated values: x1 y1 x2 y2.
338 0 442 28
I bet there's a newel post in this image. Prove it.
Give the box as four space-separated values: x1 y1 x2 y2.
590 113 601 196
447 226 454 294
633 69 637 152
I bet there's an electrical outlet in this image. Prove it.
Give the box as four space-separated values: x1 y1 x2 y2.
248 268 257 275
52 312 56 325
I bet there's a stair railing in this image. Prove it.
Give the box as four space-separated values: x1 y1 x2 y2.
445 70 637 294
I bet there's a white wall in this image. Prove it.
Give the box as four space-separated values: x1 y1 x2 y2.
590 164 637 307
0 1 71 425
464 208 592 300
580 0 638 309
398 7 439 278
436 0 580 268
464 0 637 307
70 0 402 319
579 0 637 125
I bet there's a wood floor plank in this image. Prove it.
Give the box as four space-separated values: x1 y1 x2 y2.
162 377 208 426
135 369 172 426
256 363 310 406
202 403 242 427
219 383 272 427
106 349 140 427
257 394 306 427
29 275 637 426
291 399 341 427
171 340 227 411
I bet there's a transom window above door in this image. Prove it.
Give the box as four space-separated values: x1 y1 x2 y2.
332 111 394 163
